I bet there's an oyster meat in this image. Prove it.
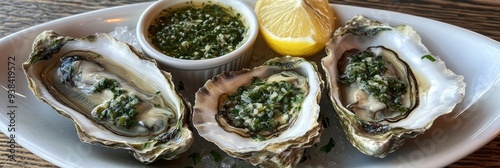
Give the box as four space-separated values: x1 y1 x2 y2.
321 15 466 157
23 31 193 163
193 56 323 167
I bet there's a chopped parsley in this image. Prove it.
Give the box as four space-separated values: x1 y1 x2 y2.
421 54 436 62
149 4 246 60
339 50 408 114
92 78 125 96
91 78 140 129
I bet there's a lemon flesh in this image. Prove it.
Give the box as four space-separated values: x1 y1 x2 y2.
255 0 335 57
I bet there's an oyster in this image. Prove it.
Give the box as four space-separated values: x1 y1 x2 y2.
193 56 323 167
321 15 466 157
23 31 193 163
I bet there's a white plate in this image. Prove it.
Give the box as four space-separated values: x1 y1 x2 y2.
1 1 499 167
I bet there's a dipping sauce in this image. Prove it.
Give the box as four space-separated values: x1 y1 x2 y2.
148 3 247 60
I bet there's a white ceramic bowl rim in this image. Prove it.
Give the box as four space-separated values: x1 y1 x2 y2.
136 0 258 70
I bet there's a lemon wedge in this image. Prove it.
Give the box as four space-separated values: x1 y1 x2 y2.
254 0 335 57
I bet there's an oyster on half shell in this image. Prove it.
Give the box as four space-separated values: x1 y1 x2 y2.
193 56 323 168
321 15 466 157
23 31 193 163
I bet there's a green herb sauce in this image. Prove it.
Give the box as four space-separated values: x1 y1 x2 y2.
148 4 246 60
339 50 408 113
220 75 306 139
91 78 140 129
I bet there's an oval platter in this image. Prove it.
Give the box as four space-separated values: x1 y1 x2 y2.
0 1 499 167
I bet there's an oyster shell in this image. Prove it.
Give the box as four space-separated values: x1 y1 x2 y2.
193 56 323 167
23 31 193 163
321 15 466 157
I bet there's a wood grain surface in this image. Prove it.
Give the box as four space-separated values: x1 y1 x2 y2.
0 0 499 167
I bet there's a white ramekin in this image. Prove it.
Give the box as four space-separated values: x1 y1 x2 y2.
136 0 258 87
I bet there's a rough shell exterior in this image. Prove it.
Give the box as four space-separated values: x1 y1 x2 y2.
321 15 466 157
22 31 193 163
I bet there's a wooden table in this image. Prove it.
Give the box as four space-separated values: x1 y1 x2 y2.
0 0 498 167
